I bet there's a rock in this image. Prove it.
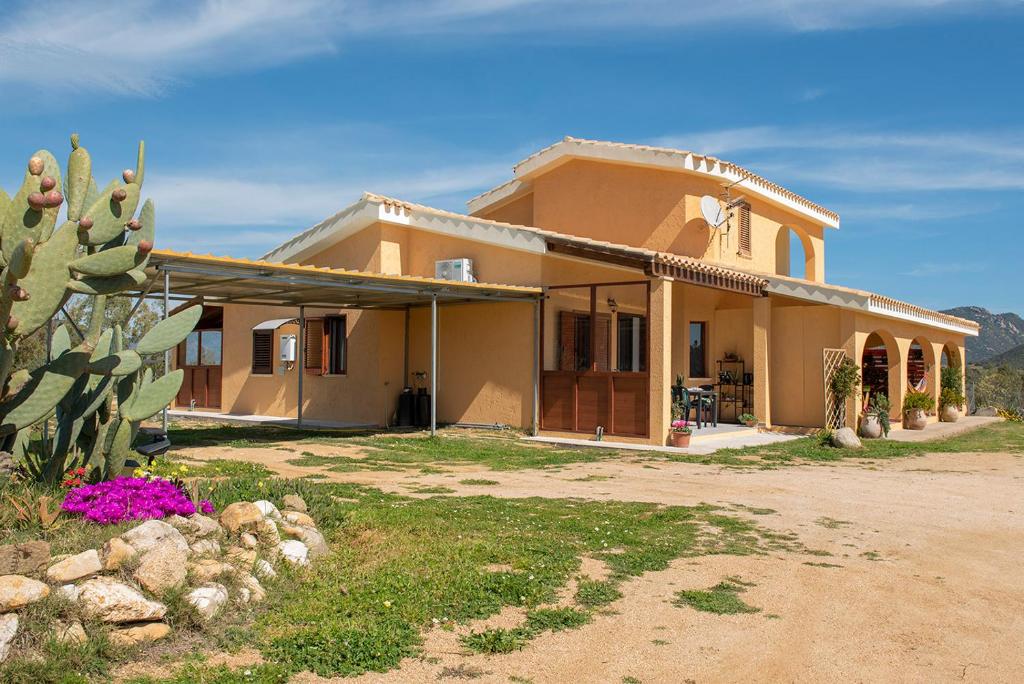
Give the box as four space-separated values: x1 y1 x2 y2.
121 520 189 555
0 541 50 576
190 539 221 557
133 545 188 595
237 573 266 603
830 427 863 450
52 620 87 645
0 451 16 481
186 583 228 621
0 574 50 611
220 502 263 534
282 524 328 559
169 514 221 539
57 584 79 602
225 546 257 567
77 577 167 623
282 494 307 513
0 613 17 663
254 559 276 580
277 540 309 567
255 517 281 545
101 538 137 571
46 549 102 583
239 533 259 549
253 500 281 519
109 622 170 646
283 511 316 528
189 559 234 583
976 406 999 417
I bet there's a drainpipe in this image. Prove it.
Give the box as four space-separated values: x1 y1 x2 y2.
430 294 437 436
298 305 305 428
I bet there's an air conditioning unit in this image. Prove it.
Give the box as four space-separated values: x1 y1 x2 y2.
435 258 476 282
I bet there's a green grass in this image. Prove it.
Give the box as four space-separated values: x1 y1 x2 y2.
574 579 623 608
459 479 500 486
462 607 592 654
673 578 761 615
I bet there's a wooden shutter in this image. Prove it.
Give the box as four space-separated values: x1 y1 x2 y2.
251 330 273 375
558 311 577 371
304 318 325 375
737 203 751 257
594 313 611 372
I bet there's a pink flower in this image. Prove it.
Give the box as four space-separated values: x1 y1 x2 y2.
199 500 215 515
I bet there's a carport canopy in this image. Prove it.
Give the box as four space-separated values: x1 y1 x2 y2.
130 250 542 435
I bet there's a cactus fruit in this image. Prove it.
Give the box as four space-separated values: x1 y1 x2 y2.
0 136 193 484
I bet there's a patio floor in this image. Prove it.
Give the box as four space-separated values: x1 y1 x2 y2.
167 409 374 430
885 415 1002 442
525 424 802 455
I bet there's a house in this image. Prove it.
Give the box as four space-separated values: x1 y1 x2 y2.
166 136 978 444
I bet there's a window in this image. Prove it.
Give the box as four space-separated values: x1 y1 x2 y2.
251 330 273 375
559 311 610 372
737 202 751 257
304 315 347 375
182 330 222 368
183 331 199 366
616 314 647 372
689 321 707 378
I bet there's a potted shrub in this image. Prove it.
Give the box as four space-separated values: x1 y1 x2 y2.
829 356 861 428
903 390 935 430
738 413 758 428
670 419 692 447
860 393 891 439
939 366 965 422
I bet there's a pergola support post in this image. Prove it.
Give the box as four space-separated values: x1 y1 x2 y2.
162 269 170 433
298 305 305 428
430 295 438 436
532 300 540 436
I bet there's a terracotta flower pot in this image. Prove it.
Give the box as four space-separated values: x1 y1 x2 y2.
859 414 882 439
940 405 960 423
904 409 927 430
743 419 757 428
670 431 691 448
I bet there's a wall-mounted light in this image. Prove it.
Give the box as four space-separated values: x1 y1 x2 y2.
607 297 618 313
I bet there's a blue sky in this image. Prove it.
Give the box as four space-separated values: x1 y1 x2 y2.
1 0 1022 313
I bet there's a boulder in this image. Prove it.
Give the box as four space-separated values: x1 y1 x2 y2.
283 511 316 528
830 427 863 450
0 541 50 576
220 502 263 534
277 540 309 567
0 574 50 611
254 559 277 580
190 539 222 557
101 538 137 571
237 573 266 603
121 520 189 555
77 577 167 623
282 494 307 513
168 514 222 539
976 406 999 417
253 500 282 519
239 533 259 549
0 613 17 663
52 620 87 645
186 583 228 621
56 584 79 602
255 518 281 546
189 559 234 583
133 545 188 595
225 546 257 567
46 549 102 583
109 622 171 646
282 524 328 559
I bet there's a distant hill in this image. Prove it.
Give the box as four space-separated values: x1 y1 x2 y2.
984 342 1024 369
941 306 1024 363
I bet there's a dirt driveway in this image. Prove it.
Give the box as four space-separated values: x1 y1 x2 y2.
181 441 1024 683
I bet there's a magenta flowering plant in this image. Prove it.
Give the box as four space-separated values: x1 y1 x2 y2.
671 419 692 434
61 476 199 525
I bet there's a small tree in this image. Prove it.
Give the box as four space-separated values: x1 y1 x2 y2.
829 356 861 428
939 365 965 410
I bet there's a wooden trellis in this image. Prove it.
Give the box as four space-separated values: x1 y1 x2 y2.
822 348 849 430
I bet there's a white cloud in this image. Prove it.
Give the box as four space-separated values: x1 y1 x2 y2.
0 0 1015 96
901 262 985 277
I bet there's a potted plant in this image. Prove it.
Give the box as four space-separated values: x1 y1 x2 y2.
829 356 861 428
860 393 891 439
939 366 965 422
738 412 758 428
903 389 935 430
670 419 692 447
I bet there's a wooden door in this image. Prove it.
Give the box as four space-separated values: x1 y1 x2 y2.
176 328 223 409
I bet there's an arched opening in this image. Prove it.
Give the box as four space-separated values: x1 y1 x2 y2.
775 226 816 280
861 332 891 401
908 337 937 405
941 343 962 369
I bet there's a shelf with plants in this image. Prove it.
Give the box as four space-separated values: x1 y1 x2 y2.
715 358 753 423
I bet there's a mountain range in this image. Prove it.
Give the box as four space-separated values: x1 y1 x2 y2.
941 306 1024 366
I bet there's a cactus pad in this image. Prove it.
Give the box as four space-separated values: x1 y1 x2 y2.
136 305 202 355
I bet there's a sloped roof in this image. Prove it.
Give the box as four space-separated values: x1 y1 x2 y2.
467 136 840 228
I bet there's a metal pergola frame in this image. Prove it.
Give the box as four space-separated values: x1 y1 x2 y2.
128 250 542 436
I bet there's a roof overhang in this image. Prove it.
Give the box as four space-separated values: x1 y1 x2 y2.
467 137 840 229
136 250 541 310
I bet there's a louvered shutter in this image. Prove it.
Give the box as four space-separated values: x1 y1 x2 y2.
252 330 273 375
594 313 611 372
558 311 576 371
737 203 752 257
304 318 325 375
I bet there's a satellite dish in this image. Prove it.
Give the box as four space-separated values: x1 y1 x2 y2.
700 195 725 228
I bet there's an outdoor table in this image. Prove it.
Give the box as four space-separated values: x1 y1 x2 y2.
687 388 718 429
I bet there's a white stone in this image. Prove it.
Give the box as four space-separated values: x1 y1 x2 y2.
831 426 863 449
77 577 167 623
239 533 259 549
57 584 79 602
0 613 18 663
169 514 222 539
237 573 266 603
254 559 277 580
186 583 228 621
0 574 50 611
190 539 222 557
253 500 281 519
46 549 102 583
283 524 328 559
277 540 309 566
121 520 189 555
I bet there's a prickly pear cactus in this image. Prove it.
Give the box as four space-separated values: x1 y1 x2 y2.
0 135 199 484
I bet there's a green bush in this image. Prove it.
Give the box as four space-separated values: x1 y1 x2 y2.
866 394 891 436
829 357 861 402
940 366 965 409
903 390 935 413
